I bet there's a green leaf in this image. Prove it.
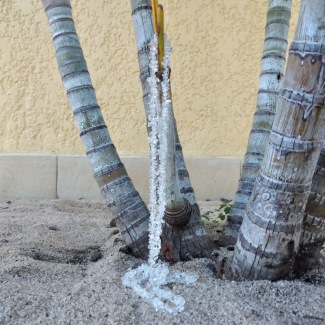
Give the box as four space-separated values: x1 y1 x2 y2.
224 207 231 214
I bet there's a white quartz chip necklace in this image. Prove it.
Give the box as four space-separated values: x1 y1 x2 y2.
122 34 198 314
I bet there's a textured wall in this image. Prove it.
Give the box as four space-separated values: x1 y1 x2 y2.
0 0 300 157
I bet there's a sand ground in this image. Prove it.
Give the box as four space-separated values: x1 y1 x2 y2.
0 199 325 324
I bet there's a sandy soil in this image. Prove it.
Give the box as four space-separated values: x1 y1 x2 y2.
0 199 325 324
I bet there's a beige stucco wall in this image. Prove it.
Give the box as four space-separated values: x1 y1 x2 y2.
0 0 300 157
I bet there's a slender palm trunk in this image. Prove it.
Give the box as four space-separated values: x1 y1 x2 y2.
162 64 184 212
219 0 292 246
130 0 216 260
164 113 184 211
42 0 150 259
130 0 196 206
227 0 325 281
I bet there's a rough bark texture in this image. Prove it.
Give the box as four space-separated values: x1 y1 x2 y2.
42 0 149 259
130 0 216 260
218 0 292 247
295 136 325 273
301 138 325 245
227 0 325 281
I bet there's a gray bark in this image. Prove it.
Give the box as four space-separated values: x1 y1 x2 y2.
163 90 184 212
301 137 325 246
218 0 292 246
295 136 325 274
227 0 325 281
130 0 216 260
130 0 196 205
42 0 149 259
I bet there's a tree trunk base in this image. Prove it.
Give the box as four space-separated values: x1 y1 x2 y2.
293 241 323 278
125 204 216 262
161 203 217 261
216 215 241 247
225 241 324 282
216 225 240 247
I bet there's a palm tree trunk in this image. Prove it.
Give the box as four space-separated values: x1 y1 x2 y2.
218 0 292 246
295 136 325 274
226 0 325 281
131 0 196 206
160 46 184 212
42 0 150 259
163 112 184 211
130 0 216 260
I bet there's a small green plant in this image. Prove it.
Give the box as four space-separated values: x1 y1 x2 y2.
202 215 219 225
202 200 233 226
218 200 232 221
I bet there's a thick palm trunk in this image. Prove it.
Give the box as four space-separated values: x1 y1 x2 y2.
130 0 216 260
42 0 149 259
295 136 325 273
227 0 325 281
219 0 292 246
